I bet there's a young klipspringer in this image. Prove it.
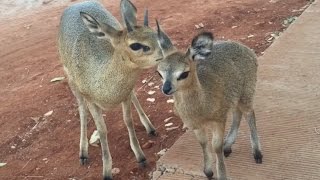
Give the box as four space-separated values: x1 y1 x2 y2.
157 30 263 180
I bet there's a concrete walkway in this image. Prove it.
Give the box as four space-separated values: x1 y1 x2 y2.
153 1 320 180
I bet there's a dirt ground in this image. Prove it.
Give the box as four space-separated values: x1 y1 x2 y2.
0 0 310 179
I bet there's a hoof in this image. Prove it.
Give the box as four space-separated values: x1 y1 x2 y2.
254 149 263 164
80 156 89 165
148 129 158 137
223 147 232 157
103 176 112 180
138 157 147 168
204 169 213 179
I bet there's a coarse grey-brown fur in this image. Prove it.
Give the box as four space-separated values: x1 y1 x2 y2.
157 31 263 180
58 1 164 179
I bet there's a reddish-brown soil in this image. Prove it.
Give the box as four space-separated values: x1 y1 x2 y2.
0 0 310 179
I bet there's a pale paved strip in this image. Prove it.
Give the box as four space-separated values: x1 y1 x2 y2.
155 1 320 180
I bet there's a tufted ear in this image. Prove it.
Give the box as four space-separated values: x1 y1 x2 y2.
120 0 137 31
189 32 214 61
156 20 174 53
80 12 122 44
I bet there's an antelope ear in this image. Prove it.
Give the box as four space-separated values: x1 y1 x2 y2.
80 12 122 44
185 47 191 56
190 32 214 61
120 0 137 31
143 9 149 27
156 20 174 53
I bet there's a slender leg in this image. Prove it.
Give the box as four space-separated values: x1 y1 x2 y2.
131 92 156 136
87 103 112 180
244 110 263 163
70 87 89 165
122 97 146 166
212 122 227 180
194 128 213 179
224 107 242 157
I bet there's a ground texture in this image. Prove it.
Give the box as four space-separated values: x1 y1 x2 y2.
0 0 311 179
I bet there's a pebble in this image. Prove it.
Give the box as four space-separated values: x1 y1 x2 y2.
146 98 155 102
148 82 154 87
142 140 156 149
166 99 174 103
164 117 173 123
147 90 156 95
112 168 120 175
157 148 168 156
166 126 179 131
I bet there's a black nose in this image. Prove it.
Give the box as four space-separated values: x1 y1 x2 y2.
162 81 172 95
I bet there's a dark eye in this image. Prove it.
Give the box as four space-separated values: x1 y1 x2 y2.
157 71 163 79
130 43 143 51
143 46 150 52
177 71 189 81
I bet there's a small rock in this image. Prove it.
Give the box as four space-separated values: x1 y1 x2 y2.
165 122 173 127
270 33 278 38
31 117 41 123
166 126 179 131
42 158 48 161
157 148 167 156
195 23 204 29
166 99 174 103
164 117 173 123
142 140 155 149
166 168 175 173
147 90 156 95
267 36 274 42
153 85 160 89
146 98 155 102
247 34 255 38
283 16 297 26
0 163 7 168
44 110 53 117
148 82 154 87
142 79 147 84
112 168 120 175
89 130 100 147
11 145 16 149
231 25 238 29
50 77 65 82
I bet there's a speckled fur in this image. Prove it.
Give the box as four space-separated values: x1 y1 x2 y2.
157 32 263 180
58 1 163 179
